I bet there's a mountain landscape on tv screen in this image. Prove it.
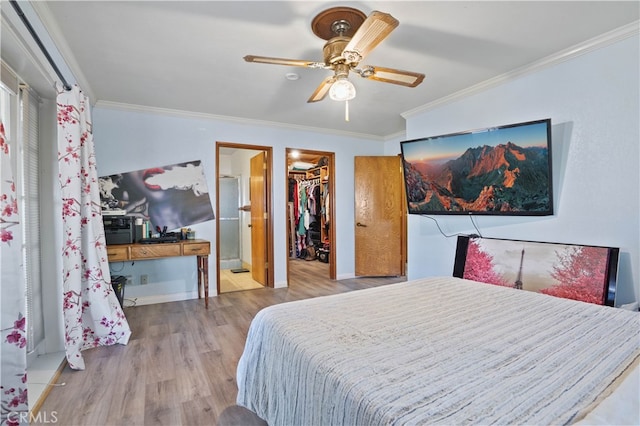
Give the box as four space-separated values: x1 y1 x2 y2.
404 142 550 213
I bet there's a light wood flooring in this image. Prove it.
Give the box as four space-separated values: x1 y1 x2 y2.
35 259 405 425
219 268 263 293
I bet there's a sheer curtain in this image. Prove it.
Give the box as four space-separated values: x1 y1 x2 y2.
57 85 130 370
1 118 29 423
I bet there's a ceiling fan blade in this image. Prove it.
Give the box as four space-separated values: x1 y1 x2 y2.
244 55 326 69
358 65 425 88
342 11 399 64
308 76 336 103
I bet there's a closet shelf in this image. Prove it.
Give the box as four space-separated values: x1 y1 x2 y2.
306 166 328 180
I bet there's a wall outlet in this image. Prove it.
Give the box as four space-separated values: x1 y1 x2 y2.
140 274 148 285
125 275 133 286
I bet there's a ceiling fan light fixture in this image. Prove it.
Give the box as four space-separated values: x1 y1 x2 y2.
245 7 424 106
329 78 356 101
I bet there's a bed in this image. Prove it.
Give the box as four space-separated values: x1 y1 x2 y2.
236 238 638 425
236 276 639 425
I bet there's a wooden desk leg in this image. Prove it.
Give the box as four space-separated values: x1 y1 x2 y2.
197 255 209 309
197 256 203 300
203 255 209 309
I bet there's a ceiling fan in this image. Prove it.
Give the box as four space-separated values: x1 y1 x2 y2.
244 6 425 104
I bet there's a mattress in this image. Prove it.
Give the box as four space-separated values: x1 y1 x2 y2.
236 277 640 425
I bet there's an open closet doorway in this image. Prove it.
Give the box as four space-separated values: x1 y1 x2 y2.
286 148 336 285
216 142 274 294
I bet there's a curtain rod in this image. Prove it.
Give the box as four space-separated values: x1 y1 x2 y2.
9 0 72 91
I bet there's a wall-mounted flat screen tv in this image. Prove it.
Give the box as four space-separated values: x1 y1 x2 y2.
400 118 553 215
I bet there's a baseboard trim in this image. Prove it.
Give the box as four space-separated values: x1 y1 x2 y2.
274 280 288 288
337 273 356 280
125 291 201 307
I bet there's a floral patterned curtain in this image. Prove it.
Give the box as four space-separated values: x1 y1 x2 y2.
57 85 131 370
1 120 28 424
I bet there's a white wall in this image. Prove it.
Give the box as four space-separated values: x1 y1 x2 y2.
93 106 385 302
386 35 640 305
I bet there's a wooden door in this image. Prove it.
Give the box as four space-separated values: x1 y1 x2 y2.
250 152 267 285
354 156 405 276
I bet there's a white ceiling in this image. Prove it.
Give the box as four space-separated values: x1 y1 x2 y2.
26 2 640 138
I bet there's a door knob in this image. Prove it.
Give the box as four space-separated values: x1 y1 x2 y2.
356 222 367 227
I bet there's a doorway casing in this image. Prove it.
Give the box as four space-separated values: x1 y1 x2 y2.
286 148 336 283
216 142 274 294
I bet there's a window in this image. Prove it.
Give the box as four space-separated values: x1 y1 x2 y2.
18 85 43 353
1 61 44 357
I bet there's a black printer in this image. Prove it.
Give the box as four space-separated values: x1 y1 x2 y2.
103 215 134 245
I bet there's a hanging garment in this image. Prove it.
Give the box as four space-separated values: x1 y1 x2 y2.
297 183 307 234
325 187 330 224
292 180 299 222
288 178 297 202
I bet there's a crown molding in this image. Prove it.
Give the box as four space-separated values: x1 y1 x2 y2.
382 130 407 143
94 100 385 141
403 21 639 119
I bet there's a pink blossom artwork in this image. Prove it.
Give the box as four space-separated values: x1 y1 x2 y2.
457 237 617 305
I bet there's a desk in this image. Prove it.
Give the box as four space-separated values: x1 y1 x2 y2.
106 239 211 309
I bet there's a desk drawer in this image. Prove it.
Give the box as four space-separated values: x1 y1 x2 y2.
132 244 181 259
106 246 129 262
183 242 210 256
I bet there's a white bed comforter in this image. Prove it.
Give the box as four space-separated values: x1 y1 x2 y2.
237 277 640 425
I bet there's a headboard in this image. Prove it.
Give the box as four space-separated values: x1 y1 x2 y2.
453 236 619 306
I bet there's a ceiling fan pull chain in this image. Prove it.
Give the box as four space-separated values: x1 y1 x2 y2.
345 100 350 122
